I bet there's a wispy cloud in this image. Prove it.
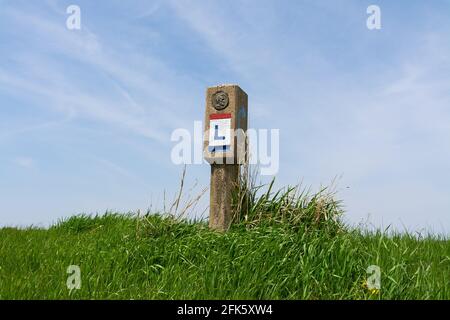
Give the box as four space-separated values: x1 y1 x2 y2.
1 1 449 232
167 0 450 233
0 4 200 143
14 156 34 168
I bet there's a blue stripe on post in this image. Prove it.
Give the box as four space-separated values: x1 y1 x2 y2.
208 145 230 153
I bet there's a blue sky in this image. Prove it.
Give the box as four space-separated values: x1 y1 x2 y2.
1 0 449 234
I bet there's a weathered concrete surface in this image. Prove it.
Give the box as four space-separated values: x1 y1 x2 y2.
204 84 248 165
204 84 248 231
209 164 239 231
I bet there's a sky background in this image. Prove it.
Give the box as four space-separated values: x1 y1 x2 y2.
1 0 449 234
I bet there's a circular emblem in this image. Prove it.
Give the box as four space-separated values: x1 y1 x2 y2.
212 91 229 110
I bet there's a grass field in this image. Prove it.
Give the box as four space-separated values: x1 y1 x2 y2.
0 212 448 299
0 180 449 300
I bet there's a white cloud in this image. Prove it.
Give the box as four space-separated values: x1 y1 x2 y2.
1 1 450 232
168 1 450 233
0 5 200 143
14 156 34 168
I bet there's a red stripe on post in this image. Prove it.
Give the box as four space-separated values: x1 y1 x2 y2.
210 113 232 120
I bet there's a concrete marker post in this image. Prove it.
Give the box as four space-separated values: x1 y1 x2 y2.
203 84 248 231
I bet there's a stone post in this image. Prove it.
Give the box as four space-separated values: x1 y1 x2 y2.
203 85 248 231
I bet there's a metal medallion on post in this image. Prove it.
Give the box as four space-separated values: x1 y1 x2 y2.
212 91 229 111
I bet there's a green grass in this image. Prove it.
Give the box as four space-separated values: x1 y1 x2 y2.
0 212 448 300
0 179 449 300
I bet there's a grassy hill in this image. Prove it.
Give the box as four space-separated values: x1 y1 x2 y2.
0 212 448 299
0 180 449 300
